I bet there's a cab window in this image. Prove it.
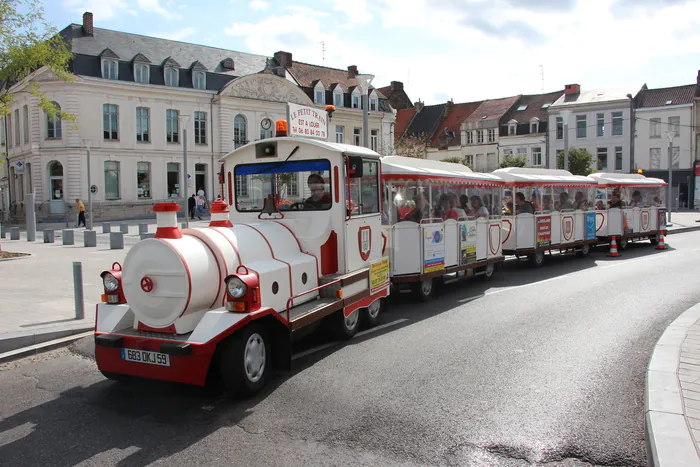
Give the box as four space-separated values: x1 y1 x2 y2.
348 160 379 216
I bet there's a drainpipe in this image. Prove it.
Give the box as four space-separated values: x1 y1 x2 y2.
3 116 10 224
210 94 215 203
628 94 635 172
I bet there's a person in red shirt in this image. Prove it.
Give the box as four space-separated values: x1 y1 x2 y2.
305 174 331 209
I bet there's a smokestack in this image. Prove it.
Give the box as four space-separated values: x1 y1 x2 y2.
83 12 94 36
208 200 233 228
153 202 182 239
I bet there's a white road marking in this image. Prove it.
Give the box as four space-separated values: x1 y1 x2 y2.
291 318 408 361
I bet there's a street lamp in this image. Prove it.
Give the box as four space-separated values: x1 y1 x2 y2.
82 138 92 230
179 114 191 228
355 74 374 149
665 130 675 224
560 109 571 171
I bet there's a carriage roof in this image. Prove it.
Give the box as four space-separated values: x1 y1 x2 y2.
588 172 667 187
380 156 503 186
220 137 382 162
492 167 595 186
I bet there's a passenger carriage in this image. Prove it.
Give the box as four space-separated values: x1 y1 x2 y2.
492 167 598 267
589 172 667 249
380 156 505 300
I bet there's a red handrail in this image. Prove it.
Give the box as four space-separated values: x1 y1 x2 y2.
285 278 342 323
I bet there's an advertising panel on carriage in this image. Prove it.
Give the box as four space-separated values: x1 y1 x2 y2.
423 224 445 273
460 221 477 265
585 211 597 240
369 256 390 294
536 216 552 248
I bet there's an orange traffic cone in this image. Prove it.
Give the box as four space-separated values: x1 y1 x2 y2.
608 236 620 257
656 233 668 250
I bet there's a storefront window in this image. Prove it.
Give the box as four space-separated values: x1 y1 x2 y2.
137 161 151 199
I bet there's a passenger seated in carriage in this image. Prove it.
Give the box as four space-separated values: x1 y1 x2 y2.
471 195 490 218
629 190 643 207
404 193 430 222
609 190 624 208
558 192 574 210
541 195 554 212
515 192 534 215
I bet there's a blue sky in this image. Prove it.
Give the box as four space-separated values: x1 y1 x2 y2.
49 0 700 105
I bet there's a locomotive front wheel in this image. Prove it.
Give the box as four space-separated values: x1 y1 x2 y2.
618 237 629 250
361 298 383 329
576 243 591 258
219 322 270 397
528 251 545 268
412 279 435 301
649 235 658 246
480 262 495 281
334 308 361 340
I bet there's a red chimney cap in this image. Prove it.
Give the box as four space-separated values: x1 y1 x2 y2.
153 202 180 212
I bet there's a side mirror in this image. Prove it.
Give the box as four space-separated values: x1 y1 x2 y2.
347 155 363 178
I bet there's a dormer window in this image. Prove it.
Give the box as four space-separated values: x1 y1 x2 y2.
134 63 149 83
352 88 360 108
314 82 325 105
221 58 235 71
193 71 206 89
333 87 343 107
369 90 378 111
530 118 539 134
102 59 118 80
508 120 517 136
165 67 178 86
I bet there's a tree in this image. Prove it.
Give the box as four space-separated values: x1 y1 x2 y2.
557 148 594 175
394 134 429 159
440 156 473 170
0 0 75 121
499 154 527 168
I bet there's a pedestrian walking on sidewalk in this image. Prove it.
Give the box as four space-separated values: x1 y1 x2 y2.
196 195 205 220
75 198 86 227
188 194 196 220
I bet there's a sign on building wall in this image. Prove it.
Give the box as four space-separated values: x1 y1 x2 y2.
288 102 327 140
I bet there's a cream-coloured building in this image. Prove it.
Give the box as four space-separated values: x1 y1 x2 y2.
2 12 395 221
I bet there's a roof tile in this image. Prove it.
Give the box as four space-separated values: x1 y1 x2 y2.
635 84 696 108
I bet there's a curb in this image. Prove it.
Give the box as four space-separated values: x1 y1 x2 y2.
667 225 700 236
0 331 93 363
645 302 700 467
0 323 93 354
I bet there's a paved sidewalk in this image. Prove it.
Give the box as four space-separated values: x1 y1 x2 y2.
646 302 700 466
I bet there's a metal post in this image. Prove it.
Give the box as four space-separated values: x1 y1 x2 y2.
362 93 369 148
668 139 673 223
73 261 84 319
25 192 36 241
183 126 189 228
563 120 569 171
87 147 92 230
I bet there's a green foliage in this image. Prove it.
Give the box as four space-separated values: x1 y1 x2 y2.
0 0 75 121
557 147 595 175
440 156 473 170
499 154 527 168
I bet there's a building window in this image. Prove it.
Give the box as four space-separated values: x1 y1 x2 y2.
532 146 542 166
236 172 248 197
576 115 586 138
333 90 343 107
530 122 538 134
466 155 474 166
516 147 527 162
22 105 28 143
370 129 378 151
46 102 62 139
193 71 206 89
353 127 361 146
477 130 484 144
6 115 11 148
503 148 513 158
233 114 247 148
314 83 325 104
612 111 623 136
467 131 473 145
104 161 120 200
508 123 516 136
352 90 360 108
137 161 151 199
135 63 149 84
614 146 623 171
596 113 604 137
165 67 179 87
369 95 378 111
488 128 495 142
103 104 119 140
13 109 19 146
336 125 344 143
167 162 180 198
668 116 680 137
556 117 563 140
650 118 661 138
136 107 149 142
102 59 118 79
650 148 661 169
194 111 207 144
166 109 179 143
597 147 607 171
672 146 680 169
195 163 207 195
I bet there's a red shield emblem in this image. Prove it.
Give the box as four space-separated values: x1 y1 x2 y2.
358 225 371 261
562 216 573 241
641 211 649 231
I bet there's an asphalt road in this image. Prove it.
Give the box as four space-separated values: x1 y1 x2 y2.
2 232 700 467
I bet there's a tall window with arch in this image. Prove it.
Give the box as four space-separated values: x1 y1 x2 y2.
234 114 247 148
47 102 62 139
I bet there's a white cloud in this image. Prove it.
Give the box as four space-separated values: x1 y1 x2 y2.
151 27 196 41
137 0 182 20
329 0 372 27
249 0 270 11
61 0 131 19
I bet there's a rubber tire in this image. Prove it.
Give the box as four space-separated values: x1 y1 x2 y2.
649 236 658 246
333 308 361 340
576 243 591 258
100 371 131 382
480 262 495 281
528 251 545 268
412 279 435 302
219 322 270 398
361 298 383 329
618 237 629 251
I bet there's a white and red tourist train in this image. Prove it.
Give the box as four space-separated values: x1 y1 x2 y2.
94 119 669 397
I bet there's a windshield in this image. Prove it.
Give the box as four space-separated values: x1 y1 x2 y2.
234 159 332 212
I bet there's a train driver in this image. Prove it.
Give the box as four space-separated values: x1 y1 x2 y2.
305 174 332 209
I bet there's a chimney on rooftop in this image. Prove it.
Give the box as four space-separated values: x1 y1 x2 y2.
414 100 424 112
274 51 293 68
347 65 358 78
390 81 404 92
445 99 454 114
83 11 93 36
564 84 580 95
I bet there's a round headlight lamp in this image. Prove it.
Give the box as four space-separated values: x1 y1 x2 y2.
227 276 248 298
103 273 120 292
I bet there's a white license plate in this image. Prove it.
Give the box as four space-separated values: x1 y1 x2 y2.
120 348 170 366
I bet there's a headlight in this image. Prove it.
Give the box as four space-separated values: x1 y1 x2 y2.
227 276 247 298
103 273 120 292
